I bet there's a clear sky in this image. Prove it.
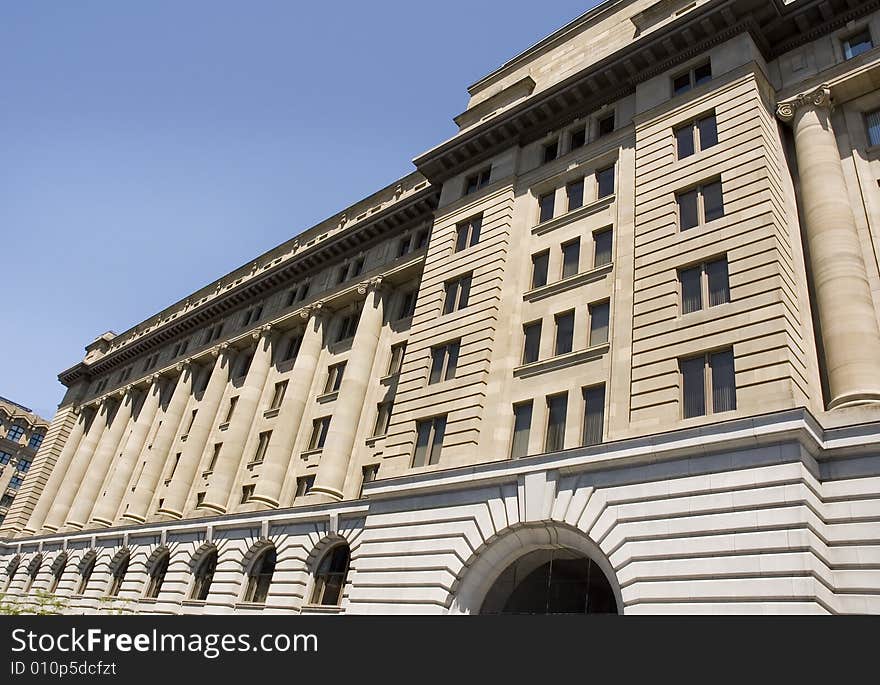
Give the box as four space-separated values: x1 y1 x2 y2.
1 0 602 419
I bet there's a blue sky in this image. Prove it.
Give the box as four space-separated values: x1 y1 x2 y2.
1 0 601 418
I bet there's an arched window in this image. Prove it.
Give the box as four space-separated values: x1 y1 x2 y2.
242 546 276 604
144 551 170 599
48 554 67 594
23 555 42 593
190 548 217 601
310 544 350 606
107 552 130 597
4 556 21 592
77 553 96 595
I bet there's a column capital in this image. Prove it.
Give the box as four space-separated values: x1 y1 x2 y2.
357 275 390 296
211 342 236 359
175 358 192 373
252 323 274 340
776 85 831 122
300 300 332 321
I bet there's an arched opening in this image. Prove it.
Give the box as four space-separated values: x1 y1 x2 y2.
242 545 276 604
144 551 170 599
190 547 217 601
77 553 96 595
107 551 130 597
480 548 617 614
310 543 350 607
48 554 67 594
23 554 42 594
4 556 21 592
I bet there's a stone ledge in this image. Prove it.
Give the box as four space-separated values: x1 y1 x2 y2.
531 194 615 236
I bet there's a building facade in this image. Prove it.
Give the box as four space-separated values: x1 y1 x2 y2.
2 0 880 614
0 398 48 528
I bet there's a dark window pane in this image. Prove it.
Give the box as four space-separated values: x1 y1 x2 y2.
468 216 481 247
693 62 712 85
570 128 586 150
429 416 446 465
458 274 471 309
582 385 605 446
566 180 584 211
678 189 699 230
710 349 736 413
445 341 460 380
589 301 610 346
539 192 555 223
523 322 542 364
511 402 533 458
555 312 574 355
672 72 691 95
430 347 445 384
676 125 695 159
455 223 469 252
698 114 718 150
532 252 550 288
597 166 615 198
543 140 558 163
562 240 580 279
443 281 458 314
681 356 706 418
598 114 615 137
680 266 703 314
844 30 873 59
707 258 730 307
594 229 613 267
545 394 567 452
703 180 724 221
867 110 880 147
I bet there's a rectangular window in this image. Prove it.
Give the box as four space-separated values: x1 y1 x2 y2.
675 113 718 159
545 393 567 452
397 235 413 257
543 139 559 164
373 401 392 437
566 180 584 211
597 113 615 137
185 409 198 434
561 239 580 279
510 401 533 459
582 385 605 446
675 124 695 159
28 433 44 450
443 273 472 314
240 484 254 504
707 258 730 307
324 362 346 394
867 109 880 147
223 396 238 424
360 464 379 496
464 167 491 195
589 301 610 347
253 430 271 462
349 257 365 280
237 352 253 379
429 340 461 384
680 256 730 314
282 334 302 362
702 180 724 221
0 451 10 465
388 343 406 376
570 127 586 150
169 453 181 480
681 348 736 418
698 114 719 150
208 443 222 471
269 381 288 410
596 165 615 198
680 265 703 314
336 312 359 342
522 321 542 365
532 251 550 289
398 290 417 319
539 192 555 223
672 61 711 95
455 214 482 252
843 29 873 60
677 179 723 229
412 415 447 467
594 228 613 267
295 475 315 498
309 417 331 450
16 459 31 473
9 475 23 489
554 311 575 356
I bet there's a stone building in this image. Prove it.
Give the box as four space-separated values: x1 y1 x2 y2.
2 0 880 614
0 397 48 527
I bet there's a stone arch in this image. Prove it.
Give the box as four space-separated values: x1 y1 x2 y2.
3 554 21 592
240 537 276 575
76 549 97 575
107 547 131 574
188 541 218 574
304 533 354 608
144 545 171 573
449 522 623 615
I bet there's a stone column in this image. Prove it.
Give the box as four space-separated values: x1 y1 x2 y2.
64 386 138 530
89 375 164 526
41 398 112 532
250 304 329 508
200 326 275 514
122 362 194 523
310 278 387 502
158 344 235 519
778 85 880 408
23 406 89 535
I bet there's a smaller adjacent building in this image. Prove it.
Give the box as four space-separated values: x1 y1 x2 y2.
0 397 48 526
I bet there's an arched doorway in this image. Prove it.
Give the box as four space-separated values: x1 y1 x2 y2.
480 548 617 614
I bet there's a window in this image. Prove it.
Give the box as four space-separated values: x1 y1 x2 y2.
282 334 302 362
680 257 730 314
672 61 712 96
412 415 446 467
561 239 580 279
144 552 169 599
48 554 67 594
240 484 255 503
237 352 253 378
361 464 379 496
545 394 568 452
190 548 217 601
464 167 491 195
204 322 224 344
554 311 575 356
173 339 189 357
269 381 288 410
373 401 393 437
675 113 718 159
310 544 350 606
253 431 271 463
677 179 723 230
243 547 276 604
543 139 559 163
143 353 159 371
681 348 736 418
223 397 238 424
287 280 311 306
570 127 586 150
522 321 542 365
388 343 406 376
77 554 96 595
185 409 198 434
596 166 615 198
398 290 417 319
308 417 331 450
241 304 263 327
510 401 533 459
0 494 13 508
107 552 129 597
455 214 482 252
866 109 880 147
295 475 315 498
338 257 364 284
206 443 222 472
196 491 205 507
16 459 31 473
0 451 10 465
582 385 605 446
324 362 347 394
589 301 610 347
28 431 44 450
429 340 461 384
532 251 550 289
598 113 615 137
566 180 584 211
336 312 359 342
539 192 556 223
415 228 429 249
397 235 413 257
6 424 25 442
843 29 873 60
9 476 23 489
168 453 181 480
443 273 472 314
594 228 613 267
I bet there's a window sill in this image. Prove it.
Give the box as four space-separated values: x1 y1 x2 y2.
317 391 339 404
514 343 610 379
380 373 400 385
328 338 354 354
300 604 344 614
246 460 264 469
524 262 613 302
365 435 386 447
201 470 213 478
181 599 206 607
180 434 188 442
218 422 229 431
263 408 280 419
301 448 323 460
532 194 615 236
234 601 267 610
